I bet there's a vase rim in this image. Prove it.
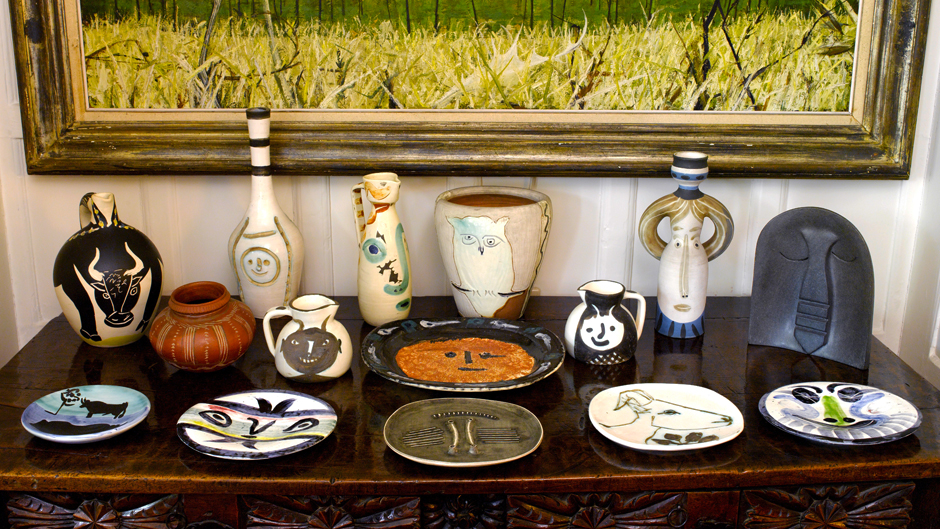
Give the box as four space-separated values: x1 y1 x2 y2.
168 281 231 315
436 185 550 206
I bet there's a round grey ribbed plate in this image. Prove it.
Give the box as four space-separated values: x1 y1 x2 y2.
384 398 542 467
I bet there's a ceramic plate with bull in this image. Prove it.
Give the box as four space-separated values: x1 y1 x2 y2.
589 383 744 452
21 385 151 444
176 389 337 460
361 318 565 392
759 382 922 445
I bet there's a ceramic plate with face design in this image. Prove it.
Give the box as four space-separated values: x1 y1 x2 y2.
21 385 151 444
589 383 744 452
362 318 565 392
177 389 337 460
384 398 543 467
759 382 922 445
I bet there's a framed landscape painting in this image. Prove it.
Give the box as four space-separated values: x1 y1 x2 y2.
7 0 931 177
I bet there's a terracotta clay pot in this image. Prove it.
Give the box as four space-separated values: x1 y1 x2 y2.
149 282 256 372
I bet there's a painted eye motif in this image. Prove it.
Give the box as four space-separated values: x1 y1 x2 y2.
674 240 682 248
660 409 680 416
284 418 319 432
482 236 503 247
199 410 233 427
445 352 457 358
460 235 478 245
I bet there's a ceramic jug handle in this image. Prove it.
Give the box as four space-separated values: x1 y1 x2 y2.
262 306 291 357
622 291 646 339
351 183 366 244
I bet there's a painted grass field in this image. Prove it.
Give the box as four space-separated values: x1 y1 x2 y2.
81 5 855 111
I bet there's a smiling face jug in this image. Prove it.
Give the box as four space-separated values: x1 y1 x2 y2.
638 152 733 338
564 280 646 365
351 172 412 326
263 295 352 382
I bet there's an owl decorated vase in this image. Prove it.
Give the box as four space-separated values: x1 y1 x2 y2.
53 192 164 347
434 186 552 320
351 172 412 326
564 280 646 365
638 152 733 339
263 294 352 382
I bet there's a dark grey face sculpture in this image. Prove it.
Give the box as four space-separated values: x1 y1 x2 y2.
748 207 874 369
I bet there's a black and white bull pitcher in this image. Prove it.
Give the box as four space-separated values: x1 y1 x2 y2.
53 192 164 347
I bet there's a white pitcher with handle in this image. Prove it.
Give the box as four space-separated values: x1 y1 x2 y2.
351 172 412 326
263 294 352 382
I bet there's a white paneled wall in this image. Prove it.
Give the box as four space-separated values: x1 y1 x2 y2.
1 0 939 393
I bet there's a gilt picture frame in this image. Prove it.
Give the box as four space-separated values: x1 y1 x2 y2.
7 0 930 177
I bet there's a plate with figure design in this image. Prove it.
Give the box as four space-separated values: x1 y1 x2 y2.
21 385 151 444
759 382 922 445
361 318 565 392
589 383 744 452
384 398 543 467
176 389 337 460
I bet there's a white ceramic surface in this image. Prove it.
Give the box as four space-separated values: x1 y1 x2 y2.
263 294 353 382
21 385 151 444
589 383 744 452
434 186 552 320
228 109 304 317
176 389 337 460
351 172 412 326
759 381 922 445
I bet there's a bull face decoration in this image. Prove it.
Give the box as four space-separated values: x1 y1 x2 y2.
54 192 164 347
748 207 874 369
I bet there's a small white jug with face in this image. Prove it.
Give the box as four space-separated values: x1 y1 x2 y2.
263 295 352 382
564 280 646 365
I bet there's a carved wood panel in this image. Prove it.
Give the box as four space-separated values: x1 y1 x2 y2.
506 492 689 528
3 483 918 529
6 493 187 528
742 482 915 528
243 495 421 529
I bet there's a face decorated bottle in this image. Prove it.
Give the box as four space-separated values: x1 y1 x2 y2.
638 152 734 338
228 108 305 317
351 172 412 326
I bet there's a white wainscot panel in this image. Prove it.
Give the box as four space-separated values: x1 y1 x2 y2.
533 178 604 296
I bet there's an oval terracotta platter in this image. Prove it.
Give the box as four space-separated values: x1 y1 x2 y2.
177 389 337 460
21 385 151 444
362 318 565 392
759 381 922 445
589 383 744 452
384 398 543 467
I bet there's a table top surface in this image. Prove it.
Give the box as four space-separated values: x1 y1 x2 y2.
1 296 939 495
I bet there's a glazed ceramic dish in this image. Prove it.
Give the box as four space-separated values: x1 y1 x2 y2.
361 318 565 392
21 385 151 444
589 383 744 452
759 381 922 445
177 389 337 460
384 398 543 467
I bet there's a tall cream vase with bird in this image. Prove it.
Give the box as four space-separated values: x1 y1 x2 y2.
351 172 412 326
638 152 733 339
228 108 304 318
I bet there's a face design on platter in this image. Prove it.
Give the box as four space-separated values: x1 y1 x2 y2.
240 247 280 286
579 313 625 351
176 394 337 458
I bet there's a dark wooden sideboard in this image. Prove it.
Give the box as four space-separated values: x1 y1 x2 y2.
2 296 940 529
